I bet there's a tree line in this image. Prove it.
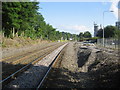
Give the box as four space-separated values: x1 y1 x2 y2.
2 2 119 42
78 31 92 41
96 25 120 39
2 2 82 41
78 25 120 42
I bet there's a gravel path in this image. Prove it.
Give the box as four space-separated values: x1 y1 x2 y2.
60 42 78 72
5 43 67 88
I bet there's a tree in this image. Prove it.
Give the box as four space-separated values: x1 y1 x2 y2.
72 34 77 41
97 25 117 38
2 2 39 37
62 32 67 40
83 31 92 38
79 32 84 40
104 25 116 38
2 2 21 37
114 29 120 38
2 2 79 41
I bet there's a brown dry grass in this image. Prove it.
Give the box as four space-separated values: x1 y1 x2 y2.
1 35 50 48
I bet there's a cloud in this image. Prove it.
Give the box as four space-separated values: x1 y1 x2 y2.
56 24 93 35
110 0 119 19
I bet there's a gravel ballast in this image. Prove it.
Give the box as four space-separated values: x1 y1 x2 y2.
2 42 58 58
5 43 68 88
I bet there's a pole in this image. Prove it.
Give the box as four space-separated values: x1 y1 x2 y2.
103 12 105 47
102 10 114 47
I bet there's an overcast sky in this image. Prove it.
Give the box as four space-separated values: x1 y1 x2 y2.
39 1 119 36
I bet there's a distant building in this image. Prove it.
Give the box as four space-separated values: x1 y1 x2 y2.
118 1 120 21
116 1 120 30
94 23 98 37
116 21 120 30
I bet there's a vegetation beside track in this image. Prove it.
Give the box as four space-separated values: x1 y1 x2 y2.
2 2 79 43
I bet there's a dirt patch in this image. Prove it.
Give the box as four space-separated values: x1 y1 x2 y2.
42 42 120 88
77 47 91 67
60 42 78 72
88 49 120 88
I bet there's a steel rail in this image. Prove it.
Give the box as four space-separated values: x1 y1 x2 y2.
2 43 63 66
1 43 65 84
0 52 49 84
0 43 60 62
10 44 59 64
36 43 68 89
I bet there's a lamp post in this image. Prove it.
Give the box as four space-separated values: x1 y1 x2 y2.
103 10 114 47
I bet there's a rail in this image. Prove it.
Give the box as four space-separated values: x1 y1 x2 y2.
36 43 68 89
0 43 59 62
0 52 49 84
1 43 67 87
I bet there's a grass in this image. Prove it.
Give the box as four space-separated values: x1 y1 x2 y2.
1 36 48 48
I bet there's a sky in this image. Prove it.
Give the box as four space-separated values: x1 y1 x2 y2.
39 1 119 36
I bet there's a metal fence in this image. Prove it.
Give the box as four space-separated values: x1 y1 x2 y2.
97 38 120 49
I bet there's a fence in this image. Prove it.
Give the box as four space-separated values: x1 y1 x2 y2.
97 38 120 49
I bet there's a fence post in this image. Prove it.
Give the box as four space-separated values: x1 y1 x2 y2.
12 27 15 38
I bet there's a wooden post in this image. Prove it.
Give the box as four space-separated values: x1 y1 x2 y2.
12 27 15 38
15 31 18 37
21 31 24 37
2 32 4 38
41 35 42 40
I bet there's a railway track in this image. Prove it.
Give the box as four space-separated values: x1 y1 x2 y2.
1 42 60 62
1 42 67 87
36 43 67 89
